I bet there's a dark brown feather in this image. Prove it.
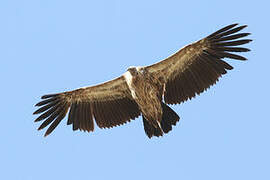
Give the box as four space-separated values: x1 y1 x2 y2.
199 54 221 78
35 105 60 122
182 71 196 100
216 52 247 60
92 101 103 128
196 56 218 84
45 103 69 136
104 102 114 128
33 100 60 114
111 101 122 125
87 102 94 132
207 23 238 39
67 103 75 125
41 93 60 99
214 39 252 46
189 61 209 91
35 97 58 107
212 25 247 40
79 102 86 131
187 68 204 93
214 33 250 42
72 102 80 131
214 46 250 52
76 103 82 130
219 60 234 70
83 102 91 131
37 103 64 130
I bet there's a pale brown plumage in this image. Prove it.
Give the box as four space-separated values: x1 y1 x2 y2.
33 23 251 137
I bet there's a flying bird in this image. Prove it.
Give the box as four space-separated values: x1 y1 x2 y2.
34 23 251 138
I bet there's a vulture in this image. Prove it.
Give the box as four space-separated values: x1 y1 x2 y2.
33 23 251 138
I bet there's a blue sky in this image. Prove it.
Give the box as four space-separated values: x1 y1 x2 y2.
1 0 269 179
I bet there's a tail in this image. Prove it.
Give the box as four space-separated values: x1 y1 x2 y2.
160 103 180 133
143 103 180 138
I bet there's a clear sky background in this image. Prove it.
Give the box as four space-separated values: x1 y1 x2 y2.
1 0 269 179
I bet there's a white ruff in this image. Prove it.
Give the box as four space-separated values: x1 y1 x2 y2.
123 71 137 99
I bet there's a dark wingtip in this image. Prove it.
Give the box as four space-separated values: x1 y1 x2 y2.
240 57 248 61
246 48 251 52
41 93 59 99
231 23 239 27
226 23 239 29
207 23 239 38
243 39 253 45
34 118 40 122
33 109 40 115
240 24 248 29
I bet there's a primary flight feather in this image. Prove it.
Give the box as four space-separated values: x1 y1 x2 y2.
33 23 251 138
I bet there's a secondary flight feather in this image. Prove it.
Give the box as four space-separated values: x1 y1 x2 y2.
33 23 251 138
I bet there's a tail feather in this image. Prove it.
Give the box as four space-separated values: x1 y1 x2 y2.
161 103 180 133
142 103 180 138
143 116 163 138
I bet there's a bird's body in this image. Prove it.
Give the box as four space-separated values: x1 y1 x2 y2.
33 23 252 138
124 67 164 131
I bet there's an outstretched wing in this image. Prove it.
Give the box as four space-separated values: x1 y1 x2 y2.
33 76 141 136
146 23 252 104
